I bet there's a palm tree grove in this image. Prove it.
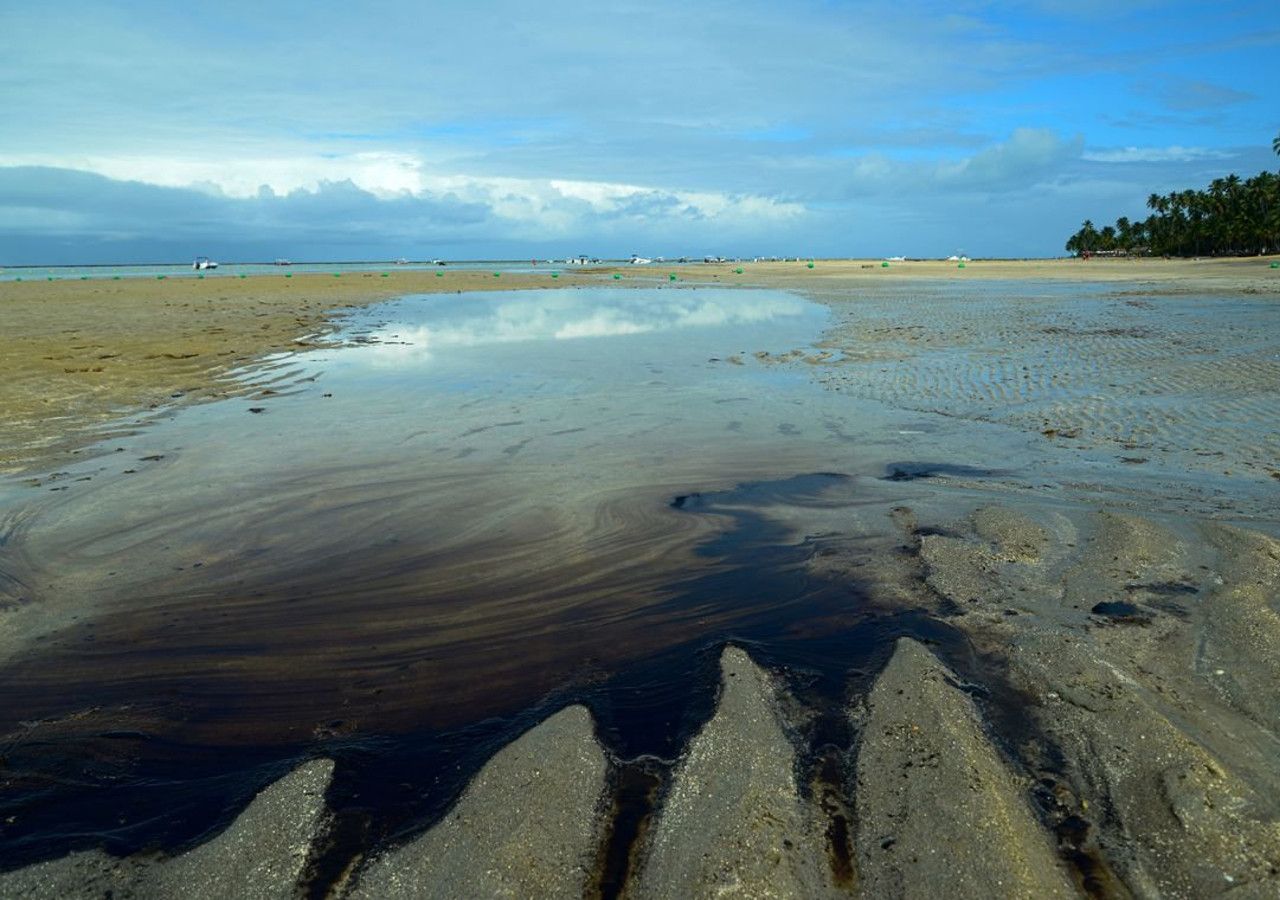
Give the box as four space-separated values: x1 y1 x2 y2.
1065 133 1280 257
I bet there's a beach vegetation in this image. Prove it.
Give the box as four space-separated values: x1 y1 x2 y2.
1067 165 1280 258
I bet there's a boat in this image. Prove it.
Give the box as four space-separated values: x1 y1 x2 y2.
192 257 218 270
274 258 292 266
629 255 653 265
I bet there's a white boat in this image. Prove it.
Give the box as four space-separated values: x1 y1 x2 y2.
192 256 218 270
629 255 652 265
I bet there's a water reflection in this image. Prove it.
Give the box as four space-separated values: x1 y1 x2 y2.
363 289 813 362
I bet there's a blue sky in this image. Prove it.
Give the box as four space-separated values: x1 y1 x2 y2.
2 0 1276 263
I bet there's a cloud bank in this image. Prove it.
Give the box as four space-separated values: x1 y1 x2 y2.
2 1 1276 262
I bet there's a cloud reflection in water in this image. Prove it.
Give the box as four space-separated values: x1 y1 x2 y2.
367 290 811 363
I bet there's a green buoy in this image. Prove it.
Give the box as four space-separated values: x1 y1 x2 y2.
669 273 677 281
436 271 443 277
958 262 966 269
807 261 815 269
333 273 341 278
113 276 120 280
198 274 205 279
285 273 292 278
157 275 166 280
381 272 389 277
47 276 55 281
551 272 560 278
81 275 89 280
735 267 743 274
881 261 890 268
493 272 501 277
613 273 622 280
1271 262 1279 269
239 274 247 278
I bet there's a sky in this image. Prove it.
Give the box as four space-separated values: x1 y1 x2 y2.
2 0 1277 264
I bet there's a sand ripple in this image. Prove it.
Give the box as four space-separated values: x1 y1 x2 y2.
806 285 1280 479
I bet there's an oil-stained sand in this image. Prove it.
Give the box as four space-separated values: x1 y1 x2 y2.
2 272 1279 896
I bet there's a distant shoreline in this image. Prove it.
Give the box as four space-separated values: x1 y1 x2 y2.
4 253 1277 269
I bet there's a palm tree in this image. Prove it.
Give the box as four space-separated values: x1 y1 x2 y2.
1065 220 1101 256
1115 216 1132 251
1072 142 1280 255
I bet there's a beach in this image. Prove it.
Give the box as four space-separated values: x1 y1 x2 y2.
1 257 1279 897
3 257 1275 474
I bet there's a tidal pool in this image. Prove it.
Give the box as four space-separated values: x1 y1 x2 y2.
0 287 945 864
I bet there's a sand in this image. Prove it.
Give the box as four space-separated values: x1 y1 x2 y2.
799 279 1280 489
905 504 1280 897
853 638 1073 898
352 704 608 899
650 255 1280 290
633 645 839 898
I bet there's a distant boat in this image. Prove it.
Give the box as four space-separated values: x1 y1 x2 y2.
274 258 292 266
394 258 409 265
192 256 218 270
629 255 653 265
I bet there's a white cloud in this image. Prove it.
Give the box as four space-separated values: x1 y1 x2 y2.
0 152 426 199
1081 146 1233 163
841 129 1084 196
940 128 1083 184
0 152 803 237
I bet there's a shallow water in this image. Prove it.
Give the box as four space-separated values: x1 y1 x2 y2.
0 283 1275 871
0 288 874 860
